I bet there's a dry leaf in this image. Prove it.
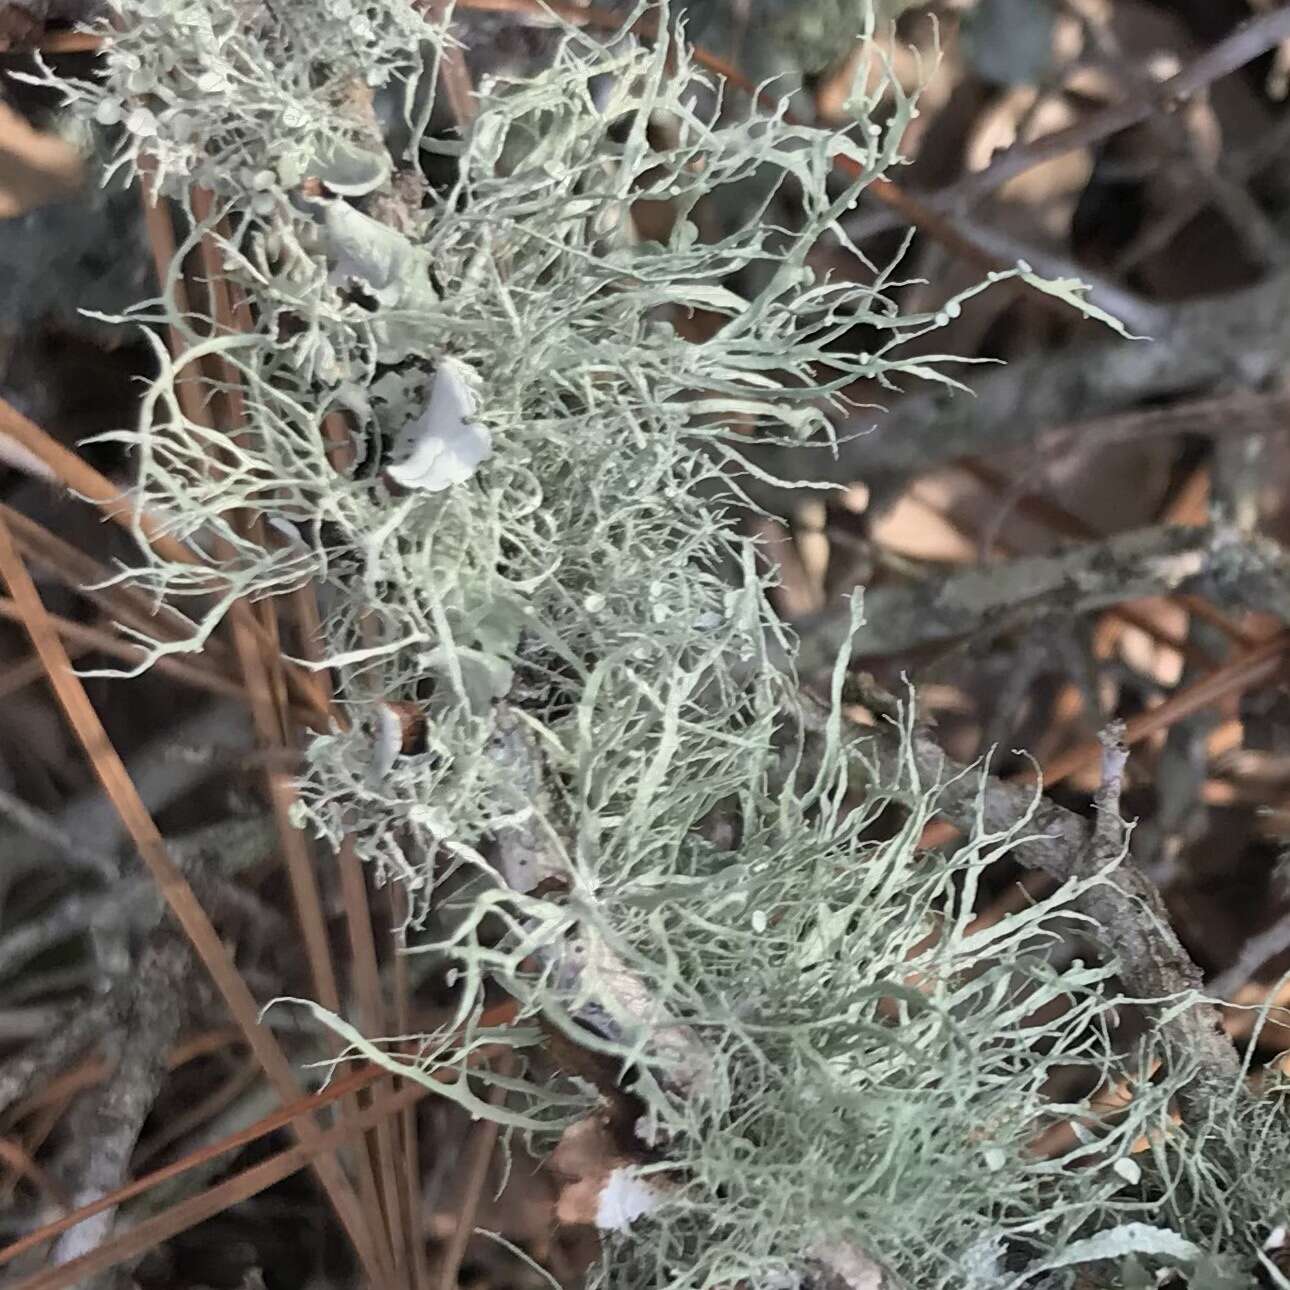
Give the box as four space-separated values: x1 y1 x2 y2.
0 100 82 217
549 1114 667 1233
550 1115 624 1229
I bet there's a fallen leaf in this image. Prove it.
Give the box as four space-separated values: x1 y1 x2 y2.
549 1113 669 1233
0 100 82 218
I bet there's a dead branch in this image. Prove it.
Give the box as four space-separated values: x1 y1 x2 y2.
1090 720 1130 870
50 931 190 1279
850 6 1290 240
0 786 118 881
797 522 1290 670
1209 914 1290 1000
0 995 115 1117
0 880 158 983
0 509 391 1285
0 701 250 878
798 524 1210 670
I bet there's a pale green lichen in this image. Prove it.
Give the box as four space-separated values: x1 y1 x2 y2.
39 2 1290 1286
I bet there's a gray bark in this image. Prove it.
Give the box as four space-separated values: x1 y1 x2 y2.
796 521 1290 670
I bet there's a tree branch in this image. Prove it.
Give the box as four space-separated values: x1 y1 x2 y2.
51 932 191 1279
796 522 1290 670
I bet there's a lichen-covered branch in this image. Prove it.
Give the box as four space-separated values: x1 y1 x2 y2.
0 993 116 1116
43 3 1290 1288
807 688 1244 1124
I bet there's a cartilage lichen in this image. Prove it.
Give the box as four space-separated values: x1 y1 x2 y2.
39 3 1290 1286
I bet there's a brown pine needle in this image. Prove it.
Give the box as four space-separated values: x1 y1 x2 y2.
434 1053 516 1290
0 594 252 705
4 1029 243 1127
339 836 411 1281
0 396 191 567
0 1137 68 1214
160 184 395 1277
0 509 389 1287
392 884 433 1290
0 1063 387 1272
0 501 218 656
2 1001 520 1276
0 399 333 729
5 1079 427 1290
0 650 72 700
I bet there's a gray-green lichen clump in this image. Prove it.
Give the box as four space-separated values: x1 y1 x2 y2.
38 2 1290 1286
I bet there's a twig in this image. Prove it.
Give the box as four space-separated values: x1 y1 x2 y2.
0 1003 518 1276
961 458 1259 648
1035 630 1290 791
1089 719 1129 868
50 933 190 1276
1209 915 1290 1000
916 626 1289 872
0 881 156 982
806 517 1290 670
0 786 118 880
0 997 115 1118
963 456 1259 658
0 964 97 1008
0 1063 387 1272
797 523 1222 669
0 651 76 701
0 701 250 878
130 1058 259 1169
1094 8 1289 271
3 1029 243 1126
910 468 1234 670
